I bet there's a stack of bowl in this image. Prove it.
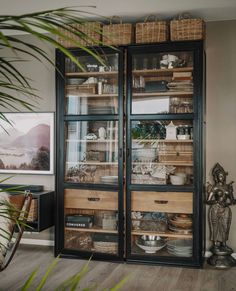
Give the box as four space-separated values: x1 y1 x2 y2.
168 214 192 234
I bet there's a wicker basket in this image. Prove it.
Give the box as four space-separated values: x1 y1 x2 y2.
135 15 168 43
27 199 38 222
102 16 133 45
93 241 118 254
57 22 102 47
170 15 205 41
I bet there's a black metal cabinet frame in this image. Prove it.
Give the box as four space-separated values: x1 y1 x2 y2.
55 41 205 267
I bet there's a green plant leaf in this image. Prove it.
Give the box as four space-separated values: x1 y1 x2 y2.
21 268 39 291
55 257 91 291
35 256 60 291
110 275 130 291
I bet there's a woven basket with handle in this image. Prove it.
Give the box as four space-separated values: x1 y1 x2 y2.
57 22 102 47
27 198 38 222
170 13 205 41
102 16 133 45
135 15 168 43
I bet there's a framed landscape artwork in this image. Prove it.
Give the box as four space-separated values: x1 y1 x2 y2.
0 112 54 174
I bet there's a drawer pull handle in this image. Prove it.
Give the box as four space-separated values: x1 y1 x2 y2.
88 197 100 202
154 200 168 204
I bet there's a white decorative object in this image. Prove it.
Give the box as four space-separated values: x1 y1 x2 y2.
98 127 106 140
85 133 97 140
165 121 177 140
170 174 185 185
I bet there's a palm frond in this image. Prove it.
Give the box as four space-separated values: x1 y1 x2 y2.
0 7 110 120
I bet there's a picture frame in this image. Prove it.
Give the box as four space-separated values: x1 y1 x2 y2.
0 112 54 174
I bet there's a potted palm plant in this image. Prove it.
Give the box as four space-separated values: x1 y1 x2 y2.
0 7 128 289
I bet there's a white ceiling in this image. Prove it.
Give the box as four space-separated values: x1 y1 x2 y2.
0 0 236 22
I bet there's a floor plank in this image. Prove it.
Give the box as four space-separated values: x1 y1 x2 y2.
0 246 236 291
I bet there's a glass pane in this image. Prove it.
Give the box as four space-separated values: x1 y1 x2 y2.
65 53 119 115
130 191 193 257
131 120 193 185
65 121 118 184
64 189 118 254
132 51 194 114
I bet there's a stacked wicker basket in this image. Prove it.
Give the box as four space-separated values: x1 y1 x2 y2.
57 22 102 47
57 14 205 47
135 15 168 44
102 16 133 45
170 17 205 41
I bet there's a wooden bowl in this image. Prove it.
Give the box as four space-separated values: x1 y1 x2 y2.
169 218 192 229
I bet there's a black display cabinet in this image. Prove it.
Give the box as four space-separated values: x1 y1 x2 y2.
56 41 205 267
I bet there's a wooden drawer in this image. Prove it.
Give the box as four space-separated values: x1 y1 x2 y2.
131 191 193 214
64 189 118 211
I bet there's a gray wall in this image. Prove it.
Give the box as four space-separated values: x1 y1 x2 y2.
1 20 236 249
0 35 56 241
205 20 236 249
0 35 56 190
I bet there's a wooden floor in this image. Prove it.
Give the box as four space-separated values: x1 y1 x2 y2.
0 245 236 291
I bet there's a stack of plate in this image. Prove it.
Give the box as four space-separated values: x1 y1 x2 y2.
100 176 118 184
168 214 192 234
167 239 192 257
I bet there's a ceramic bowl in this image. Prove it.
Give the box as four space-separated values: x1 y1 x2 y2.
67 78 86 85
170 174 185 185
175 172 187 183
169 218 192 229
133 148 157 162
177 134 190 140
136 237 166 253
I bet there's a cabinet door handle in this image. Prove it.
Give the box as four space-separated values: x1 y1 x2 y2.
119 148 123 158
87 197 100 202
127 148 130 157
154 200 168 204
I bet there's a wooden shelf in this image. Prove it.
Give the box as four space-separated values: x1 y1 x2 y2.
66 92 118 98
66 71 118 77
132 162 193 166
132 91 193 97
132 67 193 76
66 162 118 165
132 230 192 239
133 139 193 143
66 139 118 143
65 226 118 234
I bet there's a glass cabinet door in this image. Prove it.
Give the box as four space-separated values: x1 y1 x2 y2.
65 120 118 185
60 48 123 259
65 53 119 115
131 51 194 115
130 191 193 258
131 120 193 185
64 189 119 255
127 46 199 264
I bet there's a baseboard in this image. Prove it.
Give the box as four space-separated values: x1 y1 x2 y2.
20 238 54 246
205 251 236 259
